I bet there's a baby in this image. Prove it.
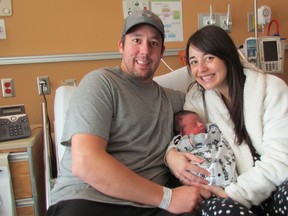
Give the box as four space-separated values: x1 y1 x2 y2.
169 110 237 187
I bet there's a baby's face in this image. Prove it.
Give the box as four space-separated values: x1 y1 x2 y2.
181 113 206 135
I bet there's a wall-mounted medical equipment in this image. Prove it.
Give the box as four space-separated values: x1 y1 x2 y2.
207 1 216 26
243 36 284 73
198 1 232 32
0 0 12 16
257 5 271 26
122 0 150 18
243 3 285 74
258 36 283 73
223 2 232 29
244 37 258 65
0 19 7 40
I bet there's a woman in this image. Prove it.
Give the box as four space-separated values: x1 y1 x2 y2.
166 25 288 215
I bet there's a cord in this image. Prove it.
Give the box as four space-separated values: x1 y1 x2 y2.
161 58 174 72
40 83 58 178
267 19 280 36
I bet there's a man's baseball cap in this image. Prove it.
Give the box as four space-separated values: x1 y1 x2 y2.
122 10 164 39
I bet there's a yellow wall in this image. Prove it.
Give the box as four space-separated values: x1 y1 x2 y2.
0 0 288 127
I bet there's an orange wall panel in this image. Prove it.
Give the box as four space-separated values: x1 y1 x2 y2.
0 0 287 126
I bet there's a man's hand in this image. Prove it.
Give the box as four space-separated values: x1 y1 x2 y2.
168 185 202 214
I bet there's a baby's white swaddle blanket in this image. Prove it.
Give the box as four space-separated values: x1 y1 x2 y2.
173 123 237 187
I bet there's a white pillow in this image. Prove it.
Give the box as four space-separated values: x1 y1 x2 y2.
153 66 193 93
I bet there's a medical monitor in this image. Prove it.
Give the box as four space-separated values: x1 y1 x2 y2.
258 36 283 73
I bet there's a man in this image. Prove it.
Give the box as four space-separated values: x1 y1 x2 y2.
46 10 209 216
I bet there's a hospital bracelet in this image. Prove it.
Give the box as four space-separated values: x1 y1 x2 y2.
158 187 172 210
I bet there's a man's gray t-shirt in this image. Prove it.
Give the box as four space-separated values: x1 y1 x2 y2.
50 66 185 207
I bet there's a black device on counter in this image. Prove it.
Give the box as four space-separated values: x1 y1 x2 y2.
0 104 31 142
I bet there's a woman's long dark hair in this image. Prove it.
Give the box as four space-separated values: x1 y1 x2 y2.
185 26 252 147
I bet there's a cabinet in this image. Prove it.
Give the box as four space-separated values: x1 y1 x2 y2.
0 126 45 216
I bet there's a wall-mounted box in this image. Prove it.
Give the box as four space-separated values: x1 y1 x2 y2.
198 13 232 32
122 0 150 18
0 0 12 16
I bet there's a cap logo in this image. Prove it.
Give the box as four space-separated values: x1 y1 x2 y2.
139 13 152 18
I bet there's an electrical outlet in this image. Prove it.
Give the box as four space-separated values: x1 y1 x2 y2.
37 76 51 95
1 78 15 97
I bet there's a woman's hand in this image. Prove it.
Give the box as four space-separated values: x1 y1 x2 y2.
166 148 210 185
201 185 228 198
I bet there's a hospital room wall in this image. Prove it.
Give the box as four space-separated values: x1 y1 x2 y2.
0 0 287 126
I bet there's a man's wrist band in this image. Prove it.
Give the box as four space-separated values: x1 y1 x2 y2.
158 187 172 209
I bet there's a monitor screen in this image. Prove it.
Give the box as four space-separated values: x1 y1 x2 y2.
263 41 278 61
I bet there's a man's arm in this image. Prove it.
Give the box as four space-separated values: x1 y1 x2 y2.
71 133 204 214
72 133 162 205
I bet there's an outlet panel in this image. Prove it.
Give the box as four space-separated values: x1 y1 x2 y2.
37 76 51 95
198 13 232 32
1 78 15 98
198 13 216 29
218 13 232 32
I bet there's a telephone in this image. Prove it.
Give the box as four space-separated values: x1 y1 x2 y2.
0 104 31 142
